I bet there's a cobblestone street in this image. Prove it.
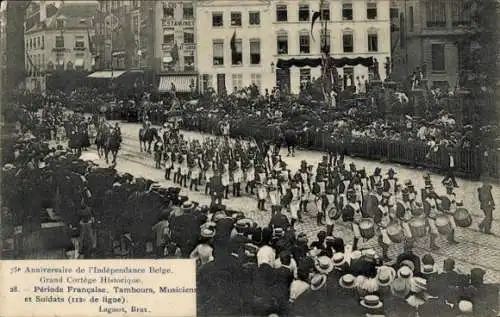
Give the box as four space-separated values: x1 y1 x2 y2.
85 122 500 282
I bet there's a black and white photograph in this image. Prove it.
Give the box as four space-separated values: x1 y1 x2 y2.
1 0 499 316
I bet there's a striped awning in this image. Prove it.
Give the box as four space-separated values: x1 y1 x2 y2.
158 76 197 93
87 71 126 79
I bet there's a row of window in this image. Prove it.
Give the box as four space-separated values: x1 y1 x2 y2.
201 73 262 91
210 31 379 67
163 29 194 45
54 35 85 49
26 36 45 50
426 0 471 27
26 52 86 71
162 55 195 71
211 3 378 27
28 35 86 50
163 3 194 20
275 32 379 55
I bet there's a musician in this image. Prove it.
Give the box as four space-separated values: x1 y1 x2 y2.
280 176 290 209
189 157 201 191
153 137 163 169
358 168 369 192
244 159 256 195
342 189 363 251
383 168 399 204
197 153 205 185
256 180 268 211
209 169 224 206
478 181 495 234
313 175 327 226
232 157 243 197
374 192 393 262
322 186 338 236
164 150 173 180
352 176 364 205
395 190 413 222
369 167 383 190
256 165 267 187
337 171 351 210
440 181 463 214
422 185 443 251
348 162 357 179
405 180 419 210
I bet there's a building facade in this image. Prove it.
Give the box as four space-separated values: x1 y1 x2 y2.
196 0 273 94
196 0 391 95
24 3 97 92
395 0 472 89
154 0 198 94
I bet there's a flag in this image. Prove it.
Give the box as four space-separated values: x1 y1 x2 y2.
26 52 37 72
87 26 94 54
311 11 321 42
230 30 236 53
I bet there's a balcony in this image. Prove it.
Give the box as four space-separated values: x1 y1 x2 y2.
162 43 174 50
73 46 86 51
52 47 66 52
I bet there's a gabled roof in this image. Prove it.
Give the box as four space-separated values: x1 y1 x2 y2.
26 3 98 33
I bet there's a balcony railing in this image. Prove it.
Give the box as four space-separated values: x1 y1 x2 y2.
52 47 66 52
73 46 86 51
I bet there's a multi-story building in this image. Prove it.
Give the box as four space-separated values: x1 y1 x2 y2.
196 0 273 94
155 0 198 95
0 8 7 92
24 2 97 91
395 0 472 89
196 0 391 95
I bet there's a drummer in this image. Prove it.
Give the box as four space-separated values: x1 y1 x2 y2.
440 180 463 214
341 189 363 251
404 180 419 210
395 189 413 222
373 192 393 262
422 184 443 251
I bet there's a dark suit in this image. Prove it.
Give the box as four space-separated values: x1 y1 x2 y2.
395 252 422 277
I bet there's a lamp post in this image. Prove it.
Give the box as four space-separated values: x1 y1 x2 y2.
270 61 275 73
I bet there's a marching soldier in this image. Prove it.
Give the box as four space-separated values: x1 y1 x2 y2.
221 161 231 199
322 186 339 236
342 189 363 251
383 168 399 206
405 180 419 210
179 152 189 187
209 169 224 206
231 157 243 197
173 150 181 184
369 167 383 190
189 156 201 191
374 192 394 262
256 180 268 211
395 189 414 222
244 159 256 195
286 181 302 226
422 184 442 250
313 175 327 226
337 171 351 210
478 181 495 234
268 172 281 215
300 169 311 215
164 149 173 180
204 159 215 195
440 180 463 214
153 137 163 169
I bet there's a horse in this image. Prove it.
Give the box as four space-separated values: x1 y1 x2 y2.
104 129 121 165
284 129 297 157
139 126 159 153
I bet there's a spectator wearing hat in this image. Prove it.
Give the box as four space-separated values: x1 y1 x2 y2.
269 206 290 232
469 268 498 317
434 258 468 303
384 277 413 317
231 219 251 253
291 233 309 262
478 181 495 234
377 265 396 296
273 251 295 314
310 230 327 253
152 213 171 258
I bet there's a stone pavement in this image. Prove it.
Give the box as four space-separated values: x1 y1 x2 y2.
88 122 500 282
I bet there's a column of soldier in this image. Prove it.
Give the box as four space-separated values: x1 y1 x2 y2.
153 133 480 263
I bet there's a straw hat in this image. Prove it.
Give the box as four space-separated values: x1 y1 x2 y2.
315 256 334 274
400 260 416 272
310 274 327 291
377 266 396 287
350 250 362 261
410 277 427 293
458 300 473 314
200 228 215 239
339 274 357 289
360 295 383 309
332 252 346 267
397 266 413 279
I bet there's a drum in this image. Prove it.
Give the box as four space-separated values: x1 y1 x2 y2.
454 208 472 228
387 222 405 243
439 196 451 211
409 218 427 238
362 195 378 218
411 208 424 217
435 215 452 235
359 218 375 240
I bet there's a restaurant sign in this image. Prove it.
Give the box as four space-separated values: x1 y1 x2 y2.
162 20 194 27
